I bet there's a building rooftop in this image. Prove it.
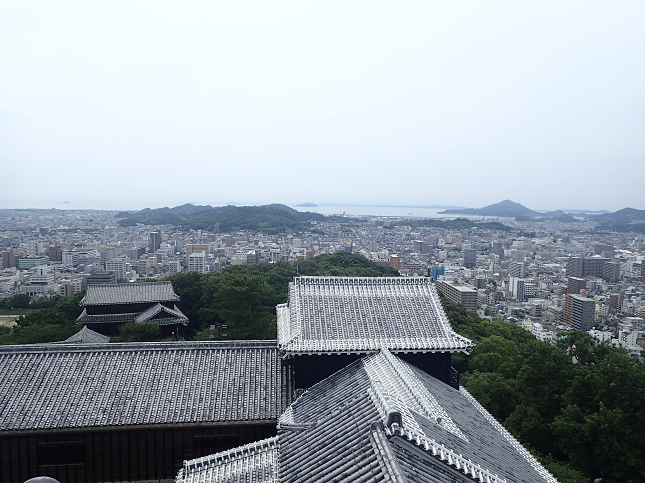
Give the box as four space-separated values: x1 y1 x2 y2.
0 341 281 431
177 437 278 483
278 277 473 355
53 326 111 344
178 349 557 483
80 281 180 306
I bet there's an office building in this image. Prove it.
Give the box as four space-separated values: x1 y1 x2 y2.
105 257 127 282
17 256 49 269
149 232 162 252
509 277 526 301
86 270 117 286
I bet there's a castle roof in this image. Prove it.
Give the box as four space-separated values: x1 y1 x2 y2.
53 326 111 344
79 281 180 306
278 277 473 355
178 350 558 483
0 341 280 431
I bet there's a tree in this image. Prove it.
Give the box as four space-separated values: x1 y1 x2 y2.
119 322 160 342
215 273 276 340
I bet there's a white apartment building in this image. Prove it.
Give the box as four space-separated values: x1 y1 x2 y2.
188 252 206 274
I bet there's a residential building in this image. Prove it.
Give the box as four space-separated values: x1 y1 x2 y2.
463 248 477 268
188 251 206 274
567 277 586 296
509 262 526 279
436 279 478 311
569 294 596 331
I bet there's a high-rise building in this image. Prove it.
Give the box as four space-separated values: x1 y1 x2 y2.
389 254 400 270
567 277 586 296
463 249 477 268
149 232 162 252
569 295 596 331
188 251 206 274
603 261 621 283
369 240 378 252
168 260 182 276
435 280 478 311
2 249 16 268
509 262 526 279
566 256 584 278
125 247 146 260
509 277 526 301
413 240 428 254
431 266 445 281
46 245 62 262
105 257 127 282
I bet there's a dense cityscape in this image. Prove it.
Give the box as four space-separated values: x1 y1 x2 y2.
1 203 644 353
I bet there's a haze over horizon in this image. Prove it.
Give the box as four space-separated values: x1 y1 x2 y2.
1 1 644 212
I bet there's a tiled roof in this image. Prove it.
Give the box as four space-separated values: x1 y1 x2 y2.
75 304 189 326
278 277 473 355
53 326 111 344
178 350 558 483
135 303 189 325
177 437 278 483
76 308 138 324
80 281 180 306
0 341 280 431
275 350 558 483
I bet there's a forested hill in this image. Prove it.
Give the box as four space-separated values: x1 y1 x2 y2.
116 203 340 233
441 296 645 483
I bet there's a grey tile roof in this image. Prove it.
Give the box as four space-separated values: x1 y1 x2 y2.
80 281 180 306
278 277 473 355
53 326 111 344
0 341 280 431
76 304 189 326
172 349 560 483
273 350 558 483
177 437 279 483
76 308 139 324
135 303 189 326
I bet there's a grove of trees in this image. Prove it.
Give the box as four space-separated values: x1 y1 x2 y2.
442 296 645 483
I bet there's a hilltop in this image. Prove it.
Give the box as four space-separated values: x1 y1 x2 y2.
116 203 336 233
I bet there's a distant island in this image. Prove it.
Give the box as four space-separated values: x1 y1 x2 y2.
436 200 645 232
296 202 318 207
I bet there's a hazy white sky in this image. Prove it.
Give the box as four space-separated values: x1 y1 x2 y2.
1 1 644 212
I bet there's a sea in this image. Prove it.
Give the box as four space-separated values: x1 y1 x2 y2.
289 205 454 218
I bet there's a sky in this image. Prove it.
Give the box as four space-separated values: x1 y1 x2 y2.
1 1 644 212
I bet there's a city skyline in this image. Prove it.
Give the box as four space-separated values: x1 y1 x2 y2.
2 1 644 211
